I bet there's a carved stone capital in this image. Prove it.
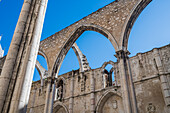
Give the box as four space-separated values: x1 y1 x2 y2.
115 50 130 60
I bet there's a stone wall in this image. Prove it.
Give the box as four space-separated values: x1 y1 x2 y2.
27 44 170 113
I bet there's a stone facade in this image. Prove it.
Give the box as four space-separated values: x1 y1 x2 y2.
26 44 170 113
0 0 170 113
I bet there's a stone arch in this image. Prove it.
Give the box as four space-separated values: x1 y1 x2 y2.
101 61 115 87
53 102 69 113
35 61 44 79
52 24 118 77
34 51 48 84
120 0 152 50
35 60 47 86
96 89 122 113
101 60 115 70
72 43 90 72
38 50 49 70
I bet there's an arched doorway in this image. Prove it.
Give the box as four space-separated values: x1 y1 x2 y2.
96 90 124 113
53 102 68 113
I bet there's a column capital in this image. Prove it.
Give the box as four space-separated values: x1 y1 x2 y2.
115 50 130 60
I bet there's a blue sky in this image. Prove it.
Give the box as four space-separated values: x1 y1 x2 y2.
0 0 170 81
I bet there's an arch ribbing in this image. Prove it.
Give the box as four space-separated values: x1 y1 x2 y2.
72 43 90 72
52 24 117 77
53 102 69 113
96 89 122 113
120 0 152 50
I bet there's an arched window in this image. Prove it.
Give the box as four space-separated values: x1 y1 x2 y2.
101 61 115 88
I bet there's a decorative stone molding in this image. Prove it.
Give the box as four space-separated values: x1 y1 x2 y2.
115 50 130 60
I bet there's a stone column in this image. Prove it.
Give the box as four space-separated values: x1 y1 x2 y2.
153 48 170 106
44 77 52 113
69 71 74 113
115 50 132 113
0 0 32 112
90 70 95 113
0 0 48 112
126 55 138 113
8 0 48 112
54 81 58 101
48 78 56 113
40 78 44 91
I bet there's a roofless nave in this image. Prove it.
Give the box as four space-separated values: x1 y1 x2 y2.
0 0 170 113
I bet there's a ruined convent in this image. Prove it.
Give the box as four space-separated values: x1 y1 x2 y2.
0 0 170 113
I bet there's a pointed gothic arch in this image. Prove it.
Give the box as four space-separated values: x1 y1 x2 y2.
53 102 69 113
52 24 118 77
101 61 116 88
72 43 90 72
38 50 49 69
96 89 123 113
120 0 152 50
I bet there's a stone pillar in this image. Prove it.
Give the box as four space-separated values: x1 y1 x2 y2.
0 0 48 112
0 0 32 112
44 75 57 113
48 78 56 113
44 77 52 113
40 78 44 91
69 71 74 113
90 70 95 113
9 0 48 112
54 82 58 101
126 55 138 113
153 48 170 106
115 50 132 113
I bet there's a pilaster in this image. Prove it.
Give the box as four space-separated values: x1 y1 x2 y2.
115 50 137 113
44 76 53 113
90 70 95 113
69 71 75 113
153 48 170 106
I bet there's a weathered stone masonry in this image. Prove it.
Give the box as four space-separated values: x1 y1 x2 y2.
0 0 48 112
27 44 170 113
0 0 170 113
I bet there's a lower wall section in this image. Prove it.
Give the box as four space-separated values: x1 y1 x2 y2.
26 45 170 113
135 77 166 113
